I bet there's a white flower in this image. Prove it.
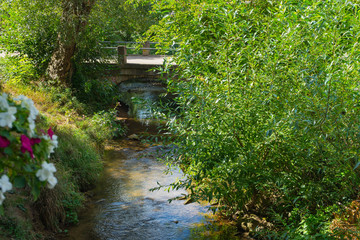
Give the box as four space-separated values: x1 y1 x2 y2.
0 175 12 193
0 93 17 128
0 93 9 110
49 135 58 154
14 95 39 120
0 175 12 205
0 106 17 128
36 161 56 181
13 95 39 135
41 135 58 156
28 119 36 137
47 175 58 189
36 161 57 189
0 191 5 205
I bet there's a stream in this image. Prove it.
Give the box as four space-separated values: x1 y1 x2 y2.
63 80 240 240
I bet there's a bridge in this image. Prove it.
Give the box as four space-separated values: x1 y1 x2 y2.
99 41 176 84
1 42 177 84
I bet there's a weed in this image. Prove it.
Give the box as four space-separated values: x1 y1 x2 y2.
0 216 36 240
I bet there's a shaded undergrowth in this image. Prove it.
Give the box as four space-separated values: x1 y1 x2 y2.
0 55 126 239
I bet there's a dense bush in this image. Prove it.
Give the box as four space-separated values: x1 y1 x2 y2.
0 0 60 74
0 56 39 85
149 0 360 237
83 109 127 143
71 65 120 113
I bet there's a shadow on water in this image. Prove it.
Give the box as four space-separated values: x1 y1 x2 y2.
62 79 242 240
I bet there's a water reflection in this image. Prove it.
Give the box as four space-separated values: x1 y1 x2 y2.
65 141 239 240
118 79 167 124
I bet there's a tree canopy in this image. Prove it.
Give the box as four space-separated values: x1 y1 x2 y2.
0 0 158 85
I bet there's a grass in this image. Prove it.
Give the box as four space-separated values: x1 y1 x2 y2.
0 55 125 238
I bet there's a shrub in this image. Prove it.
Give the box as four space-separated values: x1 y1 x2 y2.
71 65 120 113
85 109 127 143
0 56 38 85
150 0 360 237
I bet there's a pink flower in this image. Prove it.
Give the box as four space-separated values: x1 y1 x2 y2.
30 138 41 146
0 136 10 148
21 135 34 158
47 128 54 140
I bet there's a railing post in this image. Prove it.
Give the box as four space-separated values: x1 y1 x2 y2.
118 45 127 64
142 41 150 56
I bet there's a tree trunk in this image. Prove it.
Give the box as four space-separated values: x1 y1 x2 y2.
47 0 95 86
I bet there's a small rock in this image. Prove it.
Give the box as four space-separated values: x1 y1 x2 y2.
95 199 106 204
128 134 140 140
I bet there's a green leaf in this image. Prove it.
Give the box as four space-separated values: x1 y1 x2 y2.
266 129 274 137
13 175 26 188
0 205 4 216
4 147 13 156
31 184 40 200
353 161 360 170
0 130 10 138
23 164 35 173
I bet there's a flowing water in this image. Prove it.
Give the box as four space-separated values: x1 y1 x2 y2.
63 79 240 240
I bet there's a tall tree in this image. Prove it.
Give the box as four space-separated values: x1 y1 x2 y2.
47 0 96 86
0 0 158 87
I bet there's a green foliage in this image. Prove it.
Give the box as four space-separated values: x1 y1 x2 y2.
40 85 90 116
89 0 160 42
84 109 127 142
33 165 84 231
0 0 158 84
0 0 60 74
53 125 103 191
0 216 36 240
149 0 360 237
57 166 85 225
71 66 120 113
0 56 38 85
31 117 103 230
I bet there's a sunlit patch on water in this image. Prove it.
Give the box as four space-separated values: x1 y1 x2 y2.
188 213 241 240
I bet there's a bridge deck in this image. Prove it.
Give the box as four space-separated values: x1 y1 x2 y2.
0 51 174 66
126 55 173 65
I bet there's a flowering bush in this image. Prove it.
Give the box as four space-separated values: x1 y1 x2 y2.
0 93 58 205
